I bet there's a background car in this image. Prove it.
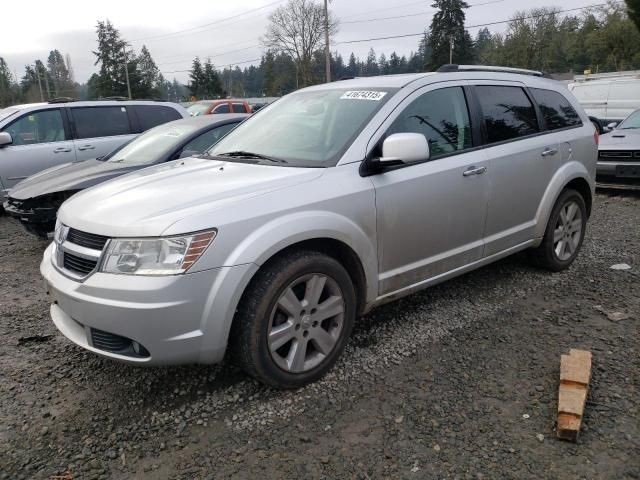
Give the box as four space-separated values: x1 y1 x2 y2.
0 99 189 202
187 99 251 116
597 108 640 184
4 113 247 237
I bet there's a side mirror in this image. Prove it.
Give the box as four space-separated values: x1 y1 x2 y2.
607 122 618 130
0 131 13 147
379 133 430 166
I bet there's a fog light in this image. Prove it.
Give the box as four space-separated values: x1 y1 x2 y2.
132 341 150 357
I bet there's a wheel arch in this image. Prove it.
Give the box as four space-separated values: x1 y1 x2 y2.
534 161 594 240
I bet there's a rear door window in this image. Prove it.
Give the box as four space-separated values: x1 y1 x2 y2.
232 103 247 113
476 86 539 143
213 103 230 113
134 105 182 131
530 88 582 130
71 106 131 139
2 109 66 145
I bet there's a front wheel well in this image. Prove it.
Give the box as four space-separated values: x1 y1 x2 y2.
248 238 368 317
565 177 593 217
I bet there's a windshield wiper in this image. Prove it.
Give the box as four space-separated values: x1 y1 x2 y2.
218 151 288 163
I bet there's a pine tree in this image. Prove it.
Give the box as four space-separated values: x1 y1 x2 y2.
137 45 160 98
46 50 73 98
0 57 20 107
427 0 474 70
203 59 222 98
626 0 640 31
347 53 358 77
188 57 205 98
93 20 128 97
365 49 379 76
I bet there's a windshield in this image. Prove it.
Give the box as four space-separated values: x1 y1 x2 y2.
618 110 640 129
106 121 200 164
0 107 21 123
208 88 397 167
187 104 210 116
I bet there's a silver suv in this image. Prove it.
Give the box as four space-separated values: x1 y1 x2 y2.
0 100 188 200
41 66 597 388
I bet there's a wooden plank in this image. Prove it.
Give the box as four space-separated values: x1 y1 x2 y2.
557 349 592 442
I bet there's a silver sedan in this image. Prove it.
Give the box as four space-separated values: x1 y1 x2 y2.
597 109 640 183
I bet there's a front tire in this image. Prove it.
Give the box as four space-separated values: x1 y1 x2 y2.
531 188 587 271
231 249 357 389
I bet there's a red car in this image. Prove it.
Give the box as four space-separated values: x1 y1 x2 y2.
187 99 251 116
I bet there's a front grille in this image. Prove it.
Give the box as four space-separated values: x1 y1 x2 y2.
91 328 150 357
599 150 640 162
63 252 98 275
67 228 109 250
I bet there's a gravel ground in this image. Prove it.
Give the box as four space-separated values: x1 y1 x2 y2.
1 191 638 480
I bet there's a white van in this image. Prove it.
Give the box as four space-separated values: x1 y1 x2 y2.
568 71 640 126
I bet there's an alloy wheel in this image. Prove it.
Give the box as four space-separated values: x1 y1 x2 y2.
267 273 345 373
553 200 583 261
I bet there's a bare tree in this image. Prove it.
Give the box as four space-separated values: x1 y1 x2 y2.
262 0 338 87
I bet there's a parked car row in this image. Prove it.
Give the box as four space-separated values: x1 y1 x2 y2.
10 65 595 389
5 114 248 237
0 100 189 200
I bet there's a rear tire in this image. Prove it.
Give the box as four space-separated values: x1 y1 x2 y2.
231 249 357 389
530 188 587 271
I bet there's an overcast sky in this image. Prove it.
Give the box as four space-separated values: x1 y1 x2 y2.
1 0 599 84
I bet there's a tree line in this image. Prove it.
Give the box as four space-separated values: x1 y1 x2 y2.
1 0 640 107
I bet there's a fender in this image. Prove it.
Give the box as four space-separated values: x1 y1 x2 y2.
222 210 378 303
533 160 593 242
196 211 378 363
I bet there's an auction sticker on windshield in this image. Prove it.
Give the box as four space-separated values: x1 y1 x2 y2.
340 91 387 101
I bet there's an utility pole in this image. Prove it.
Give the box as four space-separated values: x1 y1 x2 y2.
123 45 132 99
324 0 331 83
449 35 454 64
35 66 44 102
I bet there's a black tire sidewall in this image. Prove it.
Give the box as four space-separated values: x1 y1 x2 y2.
241 251 356 388
543 189 587 270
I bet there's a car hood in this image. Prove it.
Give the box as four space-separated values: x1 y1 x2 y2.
599 129 640 149
9 159 141 200
58 157 324 237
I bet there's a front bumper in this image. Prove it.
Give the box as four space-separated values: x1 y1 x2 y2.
41 243 257 366
4 197 57 237
596 161 640 181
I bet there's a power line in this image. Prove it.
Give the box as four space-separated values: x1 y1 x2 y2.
157 45 260 66
335 1 620 45
129 0 284 43
340 0 505 25
160 57 262 75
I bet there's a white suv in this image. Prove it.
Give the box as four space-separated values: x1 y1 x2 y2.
42 66 598 388
0 100 188 200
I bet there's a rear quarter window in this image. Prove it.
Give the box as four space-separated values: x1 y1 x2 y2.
530 88 582 130
134 105 182 131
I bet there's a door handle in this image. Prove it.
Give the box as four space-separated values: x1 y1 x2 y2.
77 144 95 151
541 147 558 157
53 147 72 153
463 166 487 177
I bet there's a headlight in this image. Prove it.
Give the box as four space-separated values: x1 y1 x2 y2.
101 230 216 275
54 219 66 244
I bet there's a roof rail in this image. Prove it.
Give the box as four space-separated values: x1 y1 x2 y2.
48 97 76 104
101 96 129 101
437 64 550 78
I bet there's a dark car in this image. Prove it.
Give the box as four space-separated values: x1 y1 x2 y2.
4 114 247 237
